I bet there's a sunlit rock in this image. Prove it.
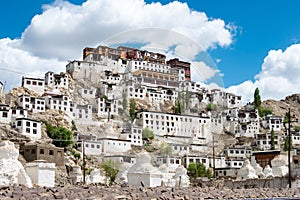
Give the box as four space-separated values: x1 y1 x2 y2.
0 141 32 187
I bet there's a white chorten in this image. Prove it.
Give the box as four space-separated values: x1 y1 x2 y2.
115 162 133 184
173 165 190 187
236 159 258 180
250 157 265 178
271 155 288 177
263 165 274 178
127 152 162 187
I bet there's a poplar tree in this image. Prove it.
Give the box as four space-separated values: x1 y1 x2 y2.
129 99 136 122
270 128 275 150
254 87 261 109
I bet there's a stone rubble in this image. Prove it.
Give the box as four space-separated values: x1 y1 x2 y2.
0 184 300 199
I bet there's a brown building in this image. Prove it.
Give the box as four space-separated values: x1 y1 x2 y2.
82 47 95 60
20 143 65 166
140 50 166 64
252 150 281 168
167 58 191 81
117 46 140 60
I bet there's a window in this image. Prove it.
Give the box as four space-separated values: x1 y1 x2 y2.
33 129 37 134
26 121 30 126
2 112 7 118
39 149 44 154
31 149 36 154
33 123 37 127
26 128 30 133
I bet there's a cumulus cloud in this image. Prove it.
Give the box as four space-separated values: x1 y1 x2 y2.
18 0 233 60
0 0 234 92
227 44 300 103
0 38 65 91
191 61 222 82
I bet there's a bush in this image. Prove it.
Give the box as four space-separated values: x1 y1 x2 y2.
159 143 173 156
206 103 216 111
100 160 120 185
45 122 74 148
187 162 212 180
142 127 154 141
259 107 273 117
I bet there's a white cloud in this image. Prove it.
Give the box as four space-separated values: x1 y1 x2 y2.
227 44 300 103
191 61 222 82
0 0 234 91
0 38 65 91
18 0 233 60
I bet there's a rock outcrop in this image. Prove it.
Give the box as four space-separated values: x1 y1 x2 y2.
0 141 32 187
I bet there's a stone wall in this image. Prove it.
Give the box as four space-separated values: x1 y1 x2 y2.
193 177 289 188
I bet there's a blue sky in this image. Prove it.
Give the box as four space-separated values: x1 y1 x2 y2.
1 0 300 102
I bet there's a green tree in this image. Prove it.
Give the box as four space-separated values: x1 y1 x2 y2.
159 143 173 156
270 128 275 150
185 88 190 109
284 136 293 151
187 162 212 180
122 94 127 110
45 122 74 148
100 160 120 185
71 120 77 132
254 87 261 109
129 99 136 122
206 103 216 111
294 126 300 132
174 100 183 114
142 127 154 141
259 107 273 117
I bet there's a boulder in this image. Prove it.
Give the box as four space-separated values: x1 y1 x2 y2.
0 141 32 187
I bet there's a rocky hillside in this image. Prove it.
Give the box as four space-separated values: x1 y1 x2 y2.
262 94 300 126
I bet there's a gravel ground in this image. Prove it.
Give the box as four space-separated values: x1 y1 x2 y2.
0 184 300 200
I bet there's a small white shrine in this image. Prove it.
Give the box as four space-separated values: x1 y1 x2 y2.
236 159 258 180
88 168 106 184
263 165 274 178
69 165 83 184
127 152 162 187
126 152 190 187
26 160 56 187
250 158 265 178
115 162 133 184
271 155 288 177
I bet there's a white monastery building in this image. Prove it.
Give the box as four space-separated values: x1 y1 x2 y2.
22 76 45 95
13 118 42 140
